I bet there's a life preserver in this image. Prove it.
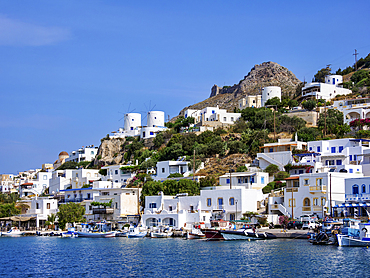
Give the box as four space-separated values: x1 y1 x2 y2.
229 224 232 229
362 228 368 233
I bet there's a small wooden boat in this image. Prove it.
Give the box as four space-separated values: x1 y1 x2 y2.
127 226 147 238
186 228 206 239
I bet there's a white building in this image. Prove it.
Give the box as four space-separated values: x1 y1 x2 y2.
154 160 191 180
256 137 307 171
49 170 74 195
333 97 370 126
302 74 352 101
184 106 241 125
60 186 140 223
218 171 269 190
269 172 362 219
340 176 370 218
142 192 203 228
19 171 53 197
70 169 101 189
0 174 15 193
262 86 281 107
238 95 262 109
65 145 99 163
18 197 59 228
101 164 136 188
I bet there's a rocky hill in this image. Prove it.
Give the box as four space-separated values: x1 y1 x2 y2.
179 61 301 116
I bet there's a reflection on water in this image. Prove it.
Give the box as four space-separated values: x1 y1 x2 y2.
1 237 369 277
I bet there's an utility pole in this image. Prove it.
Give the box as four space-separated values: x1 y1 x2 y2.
291 187 294 220
229 168 232 190
193 149 196 182
324 102 327 137
330 173 332 217
354 49 359 71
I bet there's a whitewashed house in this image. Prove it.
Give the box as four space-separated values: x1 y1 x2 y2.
238 95 262 109
18 197 58 228
100 164 136 188
153 160 191 181
49 169 73 195
256 137 307 171
19 171 52 197
302 75 351 101
218 171 269 190
65 145 98 163
333 97 370 126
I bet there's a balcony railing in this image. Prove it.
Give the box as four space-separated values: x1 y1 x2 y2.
286 188 298 193
59 197 93 204
93 208 114 214
309 185 326 192
302 206 311 212
345 193 370 202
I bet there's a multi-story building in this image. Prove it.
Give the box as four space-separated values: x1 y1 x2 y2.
301 74 352 101
19 171 52 197
333 97 370 126
65 145 98 163
100 164 136 188
238 95 262 109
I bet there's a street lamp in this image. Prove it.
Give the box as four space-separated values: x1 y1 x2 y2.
235 200 238 221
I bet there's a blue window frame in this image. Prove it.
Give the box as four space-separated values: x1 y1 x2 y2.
331 147 336 153
349 169 353 173
309 147 312 151
226 178 230 184
317 146 321 152
269 148 273 152
238 178 241 184
261 177 265 184
362 184 366 193
149 203 157 208
336 160 342 165
349 155 353 161
339 146 344 152
250 176 255 183
354 155 357 161
352 185 359 195
229 197 235 206
207 198 211 206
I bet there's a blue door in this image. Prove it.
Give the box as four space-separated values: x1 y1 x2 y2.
218 198 223 209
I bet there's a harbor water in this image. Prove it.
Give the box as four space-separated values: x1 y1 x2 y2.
1 237 370 277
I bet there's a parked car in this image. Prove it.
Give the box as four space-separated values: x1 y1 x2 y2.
287 221 303 230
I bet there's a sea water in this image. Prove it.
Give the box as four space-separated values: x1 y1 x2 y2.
0 237 369 277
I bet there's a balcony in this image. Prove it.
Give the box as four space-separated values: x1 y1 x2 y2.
286 188 298 193
345 193 370 202
59 197 93 204
302 206 311 212
93 208 114 214
309 185 326 193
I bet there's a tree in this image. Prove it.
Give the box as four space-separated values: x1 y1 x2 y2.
265 164 279 177
314 66 331 82
351 70 370 84
57 203 86 230
275 171 290 181
296 127 321 142
199 176 218 187
302 100 317 111
317 109 349 137
0 203 20 218
167 173 183 178
236 165 248 172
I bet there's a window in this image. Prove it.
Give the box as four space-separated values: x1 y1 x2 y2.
269 148 273 152
349 169 353 173
102 192 109 196
207 198 211 207
261 177 265 184
226 178 230 184
304 179 309 186
230 214 235 221
162 168 165 173
169 206 172 211
238 178 241 184
190 205 194 211
317 178 323 186
223 117 227 121
289 199 296 207
46 203 50 209
317 146 321 152
87 193 91 199
229 197 235 206
251 176 255 183
313 198 319 206
309 147 312 151
43 175 47 180
336 160 342 165
115 170 118 175
89 206 92 211
218 198 223 209
149 203 157 208
354 155 357 161
362 184 366 193
352 184 359 195
36 203 39 209
231 117 234 121
150 132 154 136
299 170 304 174
349 155 353 161
339 146 344 152
115 202 118 209
321 198 326 206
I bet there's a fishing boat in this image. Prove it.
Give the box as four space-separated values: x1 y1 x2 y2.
337 222 370 247
127 226 147 238
150 226 173 238
61 228 78 238
186 228 206 239
0 227 24 237
309 219 342 245
75 222 116 238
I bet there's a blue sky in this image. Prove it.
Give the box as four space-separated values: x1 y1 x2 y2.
1 0 370 174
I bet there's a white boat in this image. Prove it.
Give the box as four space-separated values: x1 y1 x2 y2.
150 226 173 238
61 228 78 238
127 226 147 238
75 222 116 238
337 222 370 247
186 228 206 239
1 227 24 237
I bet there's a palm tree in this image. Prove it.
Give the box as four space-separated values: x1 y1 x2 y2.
46 214 56 229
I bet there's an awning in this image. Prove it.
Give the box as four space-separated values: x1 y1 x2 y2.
0 216 36 221
293 153 321 157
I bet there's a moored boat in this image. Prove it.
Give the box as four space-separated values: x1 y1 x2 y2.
0 227 24 237
186 228 206 240
75 222 116 238
127 226 147 238
150 226 173 238
337 222 370 247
